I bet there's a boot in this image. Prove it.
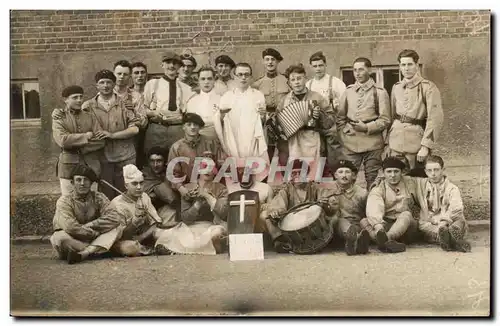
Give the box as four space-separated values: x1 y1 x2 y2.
155 244 176 256
384 240 406 253
438 225 452 251
449 226 471 252
375 229 389 251
344 225 358 256
273 236 292 253
355 229 370 255
66 249 83 265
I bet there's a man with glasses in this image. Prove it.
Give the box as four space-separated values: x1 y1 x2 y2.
213 63 269 179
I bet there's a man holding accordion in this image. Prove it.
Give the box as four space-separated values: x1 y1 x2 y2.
275 64 335 180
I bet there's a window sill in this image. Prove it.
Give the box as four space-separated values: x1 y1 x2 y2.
10 119 42 129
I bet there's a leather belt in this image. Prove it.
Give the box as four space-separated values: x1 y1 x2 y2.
395 114 426 128
347 117 378 124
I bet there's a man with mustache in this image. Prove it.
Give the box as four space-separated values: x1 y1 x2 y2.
337 57 391 190
252 48 290 163
213 63 269 179
51 164 122 264
386 49 444 169
278 64 335 180
52 85 105 195
81 70 143 200
267 159 339 253
330 160 371 256
155 161 229 255
143 52 195 155
185 66 221 140
213 55 237 96
142 146 179 229
360 157 419 253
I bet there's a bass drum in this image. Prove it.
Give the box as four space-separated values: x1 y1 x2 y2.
278 202 334 255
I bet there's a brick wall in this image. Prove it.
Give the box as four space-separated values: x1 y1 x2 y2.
10 10 490 55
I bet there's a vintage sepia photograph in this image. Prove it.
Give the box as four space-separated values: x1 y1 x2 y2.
9 7 491 317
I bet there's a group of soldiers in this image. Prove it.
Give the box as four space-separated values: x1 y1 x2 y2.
50 47 470 264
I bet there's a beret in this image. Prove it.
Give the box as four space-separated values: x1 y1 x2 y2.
162 51 182 63
182 112 205 127
95 69 116 83
262 48 283 61
62 85 84 98
382 157 407 171
290 159 310 172
331 160 358 174
180 54 197 68
71 164 98 183
215 55 236 67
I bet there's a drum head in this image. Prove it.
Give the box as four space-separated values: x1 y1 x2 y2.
279 205 323 231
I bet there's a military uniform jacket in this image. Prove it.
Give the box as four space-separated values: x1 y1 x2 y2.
52 107 105 179
252 73 290 111
337 78 391 153
388 74 444 154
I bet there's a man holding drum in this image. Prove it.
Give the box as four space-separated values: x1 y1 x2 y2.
267 159 339 254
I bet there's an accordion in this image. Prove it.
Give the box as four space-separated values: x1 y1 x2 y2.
275 100 317 139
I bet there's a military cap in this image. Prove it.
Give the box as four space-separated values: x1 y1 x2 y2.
180 53 197 69
215 55 236 67
71 164 98 183
382 157 407 171
94 69 116 83
182 112 205 127
262 48 283 61
162 51 182 64
331 160 358 174
62 85 84 98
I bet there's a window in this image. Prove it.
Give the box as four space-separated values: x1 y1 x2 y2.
340 65 423 95
11 80 41 126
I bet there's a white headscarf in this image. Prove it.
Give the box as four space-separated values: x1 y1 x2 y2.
123 164 143 184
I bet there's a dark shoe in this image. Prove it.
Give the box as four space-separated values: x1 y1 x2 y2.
355 229 370 255
384 240 406 253
375 229 389 250
155 244 176 256
453 239 472 253
344 225 358 256
273 240 292 253
438 225 452 251
66 249 83 265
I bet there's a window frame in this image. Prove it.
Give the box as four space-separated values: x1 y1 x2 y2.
340 64 424 90
10 79 42 129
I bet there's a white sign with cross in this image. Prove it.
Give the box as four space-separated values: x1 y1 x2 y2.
229 194 256 223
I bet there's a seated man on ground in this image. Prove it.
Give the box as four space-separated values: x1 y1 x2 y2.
410 155 471 252
50 164 122 264
267 159 339 253
154 161 229 255
142 146 179 228
360 157 419 253
330 160 370 256
76 164 165 262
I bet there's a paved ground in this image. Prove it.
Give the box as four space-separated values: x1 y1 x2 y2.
11 229 490 316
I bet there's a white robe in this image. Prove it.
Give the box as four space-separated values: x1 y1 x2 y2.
186 89 221 140
213 87 270 179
